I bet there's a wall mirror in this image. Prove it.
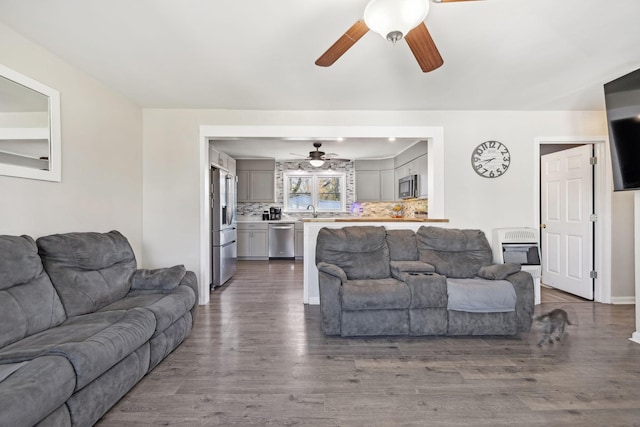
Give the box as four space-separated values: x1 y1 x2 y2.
0 63 61 182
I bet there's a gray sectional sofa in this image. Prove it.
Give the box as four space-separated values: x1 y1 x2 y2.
0 231 198 427
316 226 534 337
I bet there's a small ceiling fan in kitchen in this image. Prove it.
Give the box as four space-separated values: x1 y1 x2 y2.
315 0 481 73
291 142 350 167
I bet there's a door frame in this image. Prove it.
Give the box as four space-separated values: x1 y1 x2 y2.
534 136 611 303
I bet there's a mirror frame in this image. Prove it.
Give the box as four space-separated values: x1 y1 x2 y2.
0 63 61 182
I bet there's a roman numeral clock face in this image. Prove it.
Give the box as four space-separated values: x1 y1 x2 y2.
471 140 511 178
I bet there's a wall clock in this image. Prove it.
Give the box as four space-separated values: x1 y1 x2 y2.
471 140 511 178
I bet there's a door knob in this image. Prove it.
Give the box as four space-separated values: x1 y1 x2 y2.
540 224 547 229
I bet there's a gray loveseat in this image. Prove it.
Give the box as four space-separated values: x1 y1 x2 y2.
0 231 198 427
316 226 533 337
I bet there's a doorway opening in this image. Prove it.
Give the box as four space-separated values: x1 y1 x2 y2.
535 137 611 303
197 125 445 305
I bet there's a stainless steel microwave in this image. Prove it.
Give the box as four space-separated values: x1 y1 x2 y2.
399 174 418 199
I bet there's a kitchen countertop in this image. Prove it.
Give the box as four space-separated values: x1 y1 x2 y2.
236 216 449 223
298 217 449 223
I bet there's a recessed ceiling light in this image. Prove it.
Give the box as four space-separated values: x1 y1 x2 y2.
388 137 396 142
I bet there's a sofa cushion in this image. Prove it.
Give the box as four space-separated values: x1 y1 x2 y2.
0 356 75 427
37 230 137 316
316 226 390 280
100 285 196 337
446 278 517 313
342 278 410 310
0 308 155 391
0 235 66 348
416 227 493 278
386 229 418 261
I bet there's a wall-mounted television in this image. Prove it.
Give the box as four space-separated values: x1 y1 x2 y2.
604 67 640 192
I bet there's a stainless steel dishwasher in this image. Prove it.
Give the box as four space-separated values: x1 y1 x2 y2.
268 222 295 259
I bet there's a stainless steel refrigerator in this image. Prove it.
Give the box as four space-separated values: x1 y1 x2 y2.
211 166 237 288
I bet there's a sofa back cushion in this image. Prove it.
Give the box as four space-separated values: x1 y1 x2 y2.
416 226 492 278
316 226 390 280
385 229 418 261
37 231 137 317
0 235 67 348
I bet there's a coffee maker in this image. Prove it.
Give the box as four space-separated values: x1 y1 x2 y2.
269 207 282 220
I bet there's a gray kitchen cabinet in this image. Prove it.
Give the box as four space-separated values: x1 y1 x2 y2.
236 159 276 202
236 170 250 202
392 140 428 199
380 169 395 201
355 170 381 201
237 223 269 259
355 159 395 202
236 170 275 202
415 154 428 198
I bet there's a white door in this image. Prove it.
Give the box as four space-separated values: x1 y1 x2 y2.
541 145 594 300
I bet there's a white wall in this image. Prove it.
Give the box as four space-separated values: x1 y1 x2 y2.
142 109 634 303
0 23 144 256
611 191 636 300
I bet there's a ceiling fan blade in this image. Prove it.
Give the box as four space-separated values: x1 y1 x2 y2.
325 158 350 162
404 22 444 73
315 20 369 67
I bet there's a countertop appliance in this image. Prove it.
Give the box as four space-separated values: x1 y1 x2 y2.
269 207 282 220
269 222 295 259
399 174 418 199
492 227 541 305
211 166 237 289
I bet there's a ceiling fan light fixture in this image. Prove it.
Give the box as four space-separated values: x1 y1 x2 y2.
309 159 325 167
364 0 430 42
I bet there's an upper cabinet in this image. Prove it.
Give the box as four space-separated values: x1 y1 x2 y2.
209 146 236 175
236 159 276 202
394 140 428 199
355 159 395 202
356 140 428 202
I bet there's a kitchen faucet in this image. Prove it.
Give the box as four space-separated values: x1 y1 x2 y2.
307 204 317 218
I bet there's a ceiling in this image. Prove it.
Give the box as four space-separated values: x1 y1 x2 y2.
1 0 639 159
210 137 422 161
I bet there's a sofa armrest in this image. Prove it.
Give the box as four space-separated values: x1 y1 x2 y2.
477 263 521 280
317 262 347 282
504 270 535 332
317 262 345 335
390 260 435 280
130 266 199 322
131 265 186 291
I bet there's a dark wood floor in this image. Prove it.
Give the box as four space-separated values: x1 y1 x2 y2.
98 260 640 426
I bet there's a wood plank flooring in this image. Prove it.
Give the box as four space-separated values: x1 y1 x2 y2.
97 260 640 426
540 284 591 303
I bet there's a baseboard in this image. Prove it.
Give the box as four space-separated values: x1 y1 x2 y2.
307 297 320 306
610 296 636 305
630 332 640 345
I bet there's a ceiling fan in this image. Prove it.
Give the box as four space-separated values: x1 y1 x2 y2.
315 0 481 73
291 142 350 167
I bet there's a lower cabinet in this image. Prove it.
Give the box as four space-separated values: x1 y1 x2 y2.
237 223 269 259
